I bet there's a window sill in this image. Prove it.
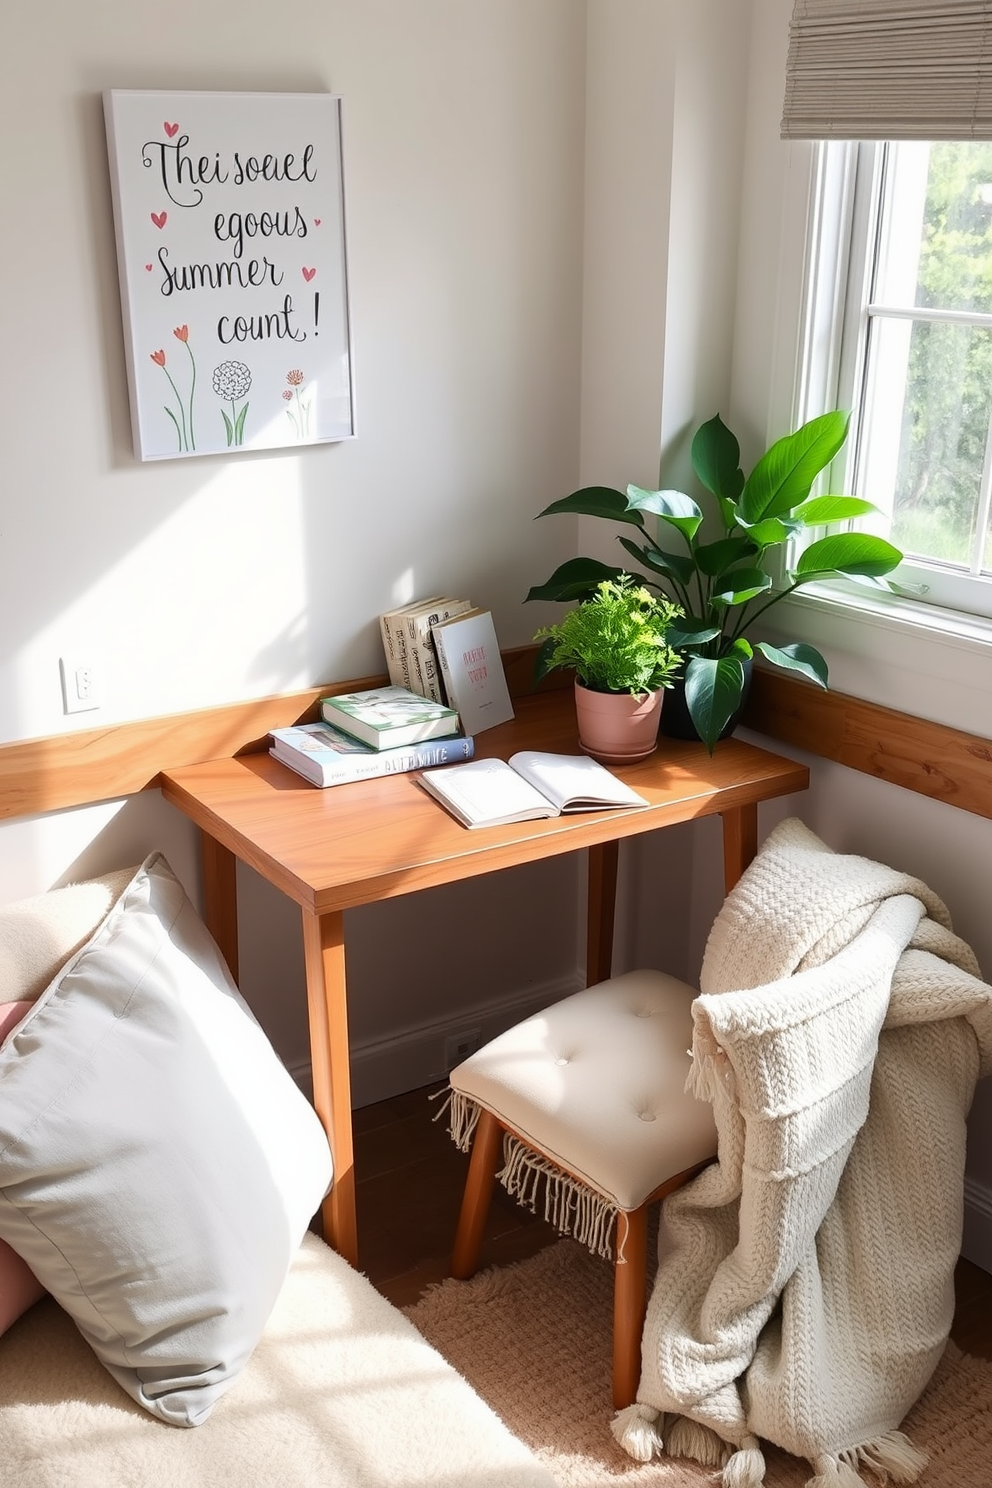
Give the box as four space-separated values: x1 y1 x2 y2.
750 583 992 738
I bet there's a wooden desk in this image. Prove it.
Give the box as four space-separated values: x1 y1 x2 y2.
160 688 808 1267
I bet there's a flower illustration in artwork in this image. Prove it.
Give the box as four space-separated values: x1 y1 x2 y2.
283 368 312 440
172 326 197 449
212 360 252 447
150 339 197 454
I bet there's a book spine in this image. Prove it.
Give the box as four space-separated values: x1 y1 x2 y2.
273 736 475 787
410 637 445 703
393 620 415 691
431 625 457 712
407 636 430 699
379 614 407 688
401 602 468 698
381 616 414 690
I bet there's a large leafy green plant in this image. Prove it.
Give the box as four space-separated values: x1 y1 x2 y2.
527 411 903 752
533 576 683 695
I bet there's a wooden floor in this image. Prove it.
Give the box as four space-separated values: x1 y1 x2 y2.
354 1083 992 1361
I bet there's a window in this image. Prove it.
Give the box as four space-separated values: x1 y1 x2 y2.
811 138 992 622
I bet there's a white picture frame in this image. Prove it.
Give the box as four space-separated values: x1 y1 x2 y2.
104 90 355 461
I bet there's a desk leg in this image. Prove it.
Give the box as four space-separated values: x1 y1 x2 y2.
721 804 758 893
201 836 239 985
587 840 619 985
301 907 358 1270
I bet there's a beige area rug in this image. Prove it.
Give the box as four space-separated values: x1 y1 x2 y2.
404 1239 992 1487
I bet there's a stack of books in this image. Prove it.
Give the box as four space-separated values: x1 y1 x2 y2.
379 597 474 704
378 597 515 735
270 685 472 789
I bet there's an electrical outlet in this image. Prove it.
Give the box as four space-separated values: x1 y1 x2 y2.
444 1027 483 1070
60 654 104 714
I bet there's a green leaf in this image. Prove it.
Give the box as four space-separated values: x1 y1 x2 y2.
710 568 773 608
234 401 250 445
538 487 645 526
625 486 703 542
753 641 829 687
691 415 744 502
736 514 802 547
666 616 722 650
793 494 878 525
164 406 182 452
693 535 758 578
684 654 746 753
739 410 850 524
795 532 903 578
525 557 624 603
716 494 739 531
221 409 234 447
618 536 695 587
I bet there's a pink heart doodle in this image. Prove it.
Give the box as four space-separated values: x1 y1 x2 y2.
164 122 179 137
145 263 153 272
302 266 316 282
313 218 322 226
151 211 167 229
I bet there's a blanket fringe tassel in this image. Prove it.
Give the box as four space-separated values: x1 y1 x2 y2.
806 1431 928 1488
611 1403 664 1462
685 1037 736 1105
723 1435 766 1488
613 1414 927 1488
667 1415 730 1469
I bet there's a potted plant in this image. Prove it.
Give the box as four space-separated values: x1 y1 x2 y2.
527 410 904 752
533 574 683 763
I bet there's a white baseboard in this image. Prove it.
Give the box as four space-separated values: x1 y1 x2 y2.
288 967 585 1110
962 1176 992 1275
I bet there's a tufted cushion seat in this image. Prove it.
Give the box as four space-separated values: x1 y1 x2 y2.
449 968 717 1215
445 968 719 1409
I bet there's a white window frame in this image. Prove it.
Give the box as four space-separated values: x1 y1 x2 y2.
740 135 992 740
781 139 992 629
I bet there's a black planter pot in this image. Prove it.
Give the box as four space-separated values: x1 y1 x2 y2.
660 658 754 743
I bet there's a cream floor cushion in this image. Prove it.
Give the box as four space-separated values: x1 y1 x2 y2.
0 1229 556 1488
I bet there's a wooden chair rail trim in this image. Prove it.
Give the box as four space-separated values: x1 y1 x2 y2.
1 645 987 825
742 668 992 823
0 647 567 822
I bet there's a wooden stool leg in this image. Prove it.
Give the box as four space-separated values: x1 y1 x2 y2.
451 1109 504 1280
613 1204 649 1409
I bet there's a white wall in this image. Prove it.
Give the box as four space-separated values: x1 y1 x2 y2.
0 0 593 1096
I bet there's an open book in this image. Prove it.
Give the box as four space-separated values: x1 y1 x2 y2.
417 751 648 829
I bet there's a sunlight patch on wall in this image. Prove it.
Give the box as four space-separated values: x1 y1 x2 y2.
18 453 307 732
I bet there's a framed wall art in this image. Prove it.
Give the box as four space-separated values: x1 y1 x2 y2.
104 90 355 461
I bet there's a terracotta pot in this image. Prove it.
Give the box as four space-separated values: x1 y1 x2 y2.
574 681 664 764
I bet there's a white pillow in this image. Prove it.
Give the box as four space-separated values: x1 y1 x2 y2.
0 852 332 1427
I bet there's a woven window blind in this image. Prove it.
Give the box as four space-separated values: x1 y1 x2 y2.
781 1 992 139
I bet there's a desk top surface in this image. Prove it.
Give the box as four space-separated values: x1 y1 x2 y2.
160 689 809 915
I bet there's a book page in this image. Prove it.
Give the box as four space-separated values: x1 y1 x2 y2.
419 758 556 827
508 752 648 813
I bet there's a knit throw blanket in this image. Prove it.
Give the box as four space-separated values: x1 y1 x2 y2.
613 818 992 1488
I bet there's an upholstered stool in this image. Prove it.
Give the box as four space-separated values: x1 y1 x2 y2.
445 968 718 1409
